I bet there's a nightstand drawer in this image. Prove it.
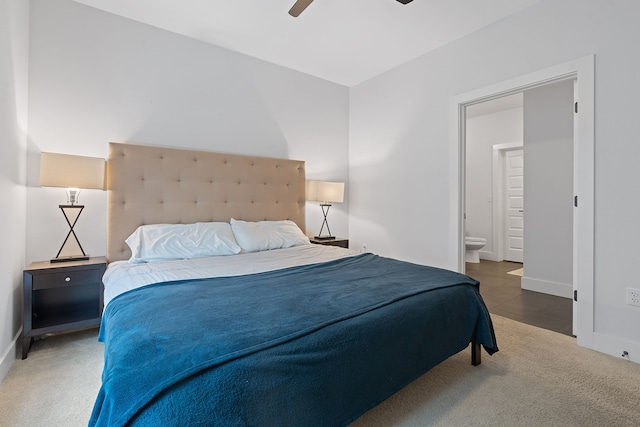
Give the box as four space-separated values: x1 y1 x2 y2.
32 269 100 290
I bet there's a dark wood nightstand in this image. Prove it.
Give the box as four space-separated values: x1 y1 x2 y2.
310 237 349 249
22 256 106 359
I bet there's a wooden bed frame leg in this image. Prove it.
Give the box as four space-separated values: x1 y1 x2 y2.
471 342 481 366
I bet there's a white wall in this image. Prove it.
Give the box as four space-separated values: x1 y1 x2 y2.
522 80 574 298
0 0 29 382
349 0 640 357
26 0 350 265
466 107 523 258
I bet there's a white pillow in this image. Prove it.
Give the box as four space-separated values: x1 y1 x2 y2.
126 222 241 263
230 219 310 253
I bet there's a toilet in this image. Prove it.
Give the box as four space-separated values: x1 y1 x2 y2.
465 236 487 263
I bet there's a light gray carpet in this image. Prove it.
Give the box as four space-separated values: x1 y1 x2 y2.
1 315 639 427
0 329 103 427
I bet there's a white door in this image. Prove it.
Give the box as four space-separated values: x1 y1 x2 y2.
505 149 524 262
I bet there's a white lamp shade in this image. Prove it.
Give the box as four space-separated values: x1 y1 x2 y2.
307 180 344 203
39 152 105 189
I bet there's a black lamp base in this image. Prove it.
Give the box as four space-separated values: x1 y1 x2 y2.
50 255 90 263
313 235 336 240
315 204 337 241
53 204 90 263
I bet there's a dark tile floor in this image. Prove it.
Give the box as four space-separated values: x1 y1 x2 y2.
466 260 574 336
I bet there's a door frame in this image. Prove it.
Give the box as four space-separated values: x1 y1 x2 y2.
449 55 594 344
492 142 524 263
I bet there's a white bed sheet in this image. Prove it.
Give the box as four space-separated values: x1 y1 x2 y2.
103 244 360 307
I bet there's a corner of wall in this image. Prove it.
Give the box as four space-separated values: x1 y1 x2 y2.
0 0 30 385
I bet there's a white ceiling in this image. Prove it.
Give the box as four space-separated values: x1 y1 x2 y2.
72 0 543 87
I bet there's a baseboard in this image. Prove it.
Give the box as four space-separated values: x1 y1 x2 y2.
578 331 640 364
0 328 22 385
521 276 572 299
479 250 501 262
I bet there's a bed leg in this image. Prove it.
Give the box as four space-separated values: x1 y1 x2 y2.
471 342 481 366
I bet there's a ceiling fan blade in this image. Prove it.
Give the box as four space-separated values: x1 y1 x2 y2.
289 0 314 17
397 0 414 4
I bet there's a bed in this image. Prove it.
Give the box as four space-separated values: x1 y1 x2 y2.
89 142 498 427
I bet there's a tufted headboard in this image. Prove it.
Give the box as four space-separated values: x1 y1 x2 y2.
107 142 306 262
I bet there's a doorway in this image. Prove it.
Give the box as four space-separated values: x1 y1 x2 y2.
464 84 574 334
451 56 594 342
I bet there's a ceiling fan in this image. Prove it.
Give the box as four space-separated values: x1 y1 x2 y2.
289 0 413 17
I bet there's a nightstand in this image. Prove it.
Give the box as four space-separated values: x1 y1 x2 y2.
22 256 106 359
310 237 349 249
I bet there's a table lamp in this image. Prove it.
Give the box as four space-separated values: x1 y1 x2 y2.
39 152 105 262
307 180 344 240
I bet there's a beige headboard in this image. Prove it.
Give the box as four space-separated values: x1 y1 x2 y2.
107 143 306 262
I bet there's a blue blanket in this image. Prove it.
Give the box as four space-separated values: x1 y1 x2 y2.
90 253 497 426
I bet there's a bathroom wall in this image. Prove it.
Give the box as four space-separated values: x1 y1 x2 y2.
522 80 574 297
465 106 523 260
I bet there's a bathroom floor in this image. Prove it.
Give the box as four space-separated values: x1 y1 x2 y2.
466 260 574 336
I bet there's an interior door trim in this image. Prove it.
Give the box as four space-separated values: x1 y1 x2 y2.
449 55 594 349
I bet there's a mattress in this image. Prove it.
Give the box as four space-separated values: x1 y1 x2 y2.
103 244 360 306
